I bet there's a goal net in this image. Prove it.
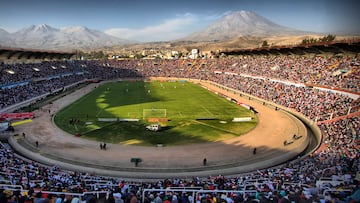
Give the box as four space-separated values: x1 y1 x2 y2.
143 109 167 119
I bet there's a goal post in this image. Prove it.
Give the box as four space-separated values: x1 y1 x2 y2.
143 109 167 119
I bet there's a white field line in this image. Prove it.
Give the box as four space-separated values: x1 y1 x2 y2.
96 108 104 117
201 105 214 116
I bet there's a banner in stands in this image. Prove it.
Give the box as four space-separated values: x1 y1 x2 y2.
0 112 34 120
224 72 238 75
232 117 252 122
98 118 139 122
237 102 251 110
98 118 117 122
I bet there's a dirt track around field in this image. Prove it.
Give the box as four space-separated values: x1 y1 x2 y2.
15 80 308 177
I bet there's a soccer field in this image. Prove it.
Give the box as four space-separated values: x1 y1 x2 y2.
54 80 258 146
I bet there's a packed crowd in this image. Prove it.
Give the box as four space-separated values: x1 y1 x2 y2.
109 55 360 93
1 54 360 202
318 116 359 159
0 61 140 109
105 55 359 121
1 116 359 202
1 55 359 118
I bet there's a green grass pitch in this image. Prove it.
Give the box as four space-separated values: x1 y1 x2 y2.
54 80 258 146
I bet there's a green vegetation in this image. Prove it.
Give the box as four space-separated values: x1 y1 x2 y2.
54 81 258 146
301 34 336 45
262 40 269 47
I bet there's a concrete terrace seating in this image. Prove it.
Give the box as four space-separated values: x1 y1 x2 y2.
0 54 359 202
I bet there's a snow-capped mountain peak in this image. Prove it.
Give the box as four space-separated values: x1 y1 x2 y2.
181 10 308 42
18 24 59 34
34 24 58 32
0 24 132 51
60 26 89 33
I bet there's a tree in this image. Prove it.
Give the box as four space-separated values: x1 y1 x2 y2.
262 40 269 47
134 54 144 59
319 34 336 43
301 38 318 45
301 34 336 45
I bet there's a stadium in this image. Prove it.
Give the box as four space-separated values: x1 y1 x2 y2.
0 39 359 202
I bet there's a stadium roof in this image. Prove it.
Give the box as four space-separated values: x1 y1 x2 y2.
0 47 75 61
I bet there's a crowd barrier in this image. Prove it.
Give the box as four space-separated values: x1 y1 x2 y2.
0 184 110 200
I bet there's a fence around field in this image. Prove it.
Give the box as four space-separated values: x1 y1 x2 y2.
0 184 109 200
142 188 246 203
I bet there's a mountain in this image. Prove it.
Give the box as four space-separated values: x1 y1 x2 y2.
0 28 14 47
59 26 131 48
16 24 59 35
12 24 63 49
181 10 310 42
0 24 132 51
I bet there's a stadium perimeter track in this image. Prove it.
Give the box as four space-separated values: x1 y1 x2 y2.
11 78 314 180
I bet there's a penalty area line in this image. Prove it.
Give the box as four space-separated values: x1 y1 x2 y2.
96 108 104 117
201 105 214 116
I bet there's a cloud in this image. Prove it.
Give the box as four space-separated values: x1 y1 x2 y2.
105 14 198 42
204 10 233 21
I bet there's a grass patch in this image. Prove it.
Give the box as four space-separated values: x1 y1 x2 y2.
54 80 258 146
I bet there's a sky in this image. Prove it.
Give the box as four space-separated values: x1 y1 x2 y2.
0 0 359 42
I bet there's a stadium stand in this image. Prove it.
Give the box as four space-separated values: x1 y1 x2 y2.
0 51 359 202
